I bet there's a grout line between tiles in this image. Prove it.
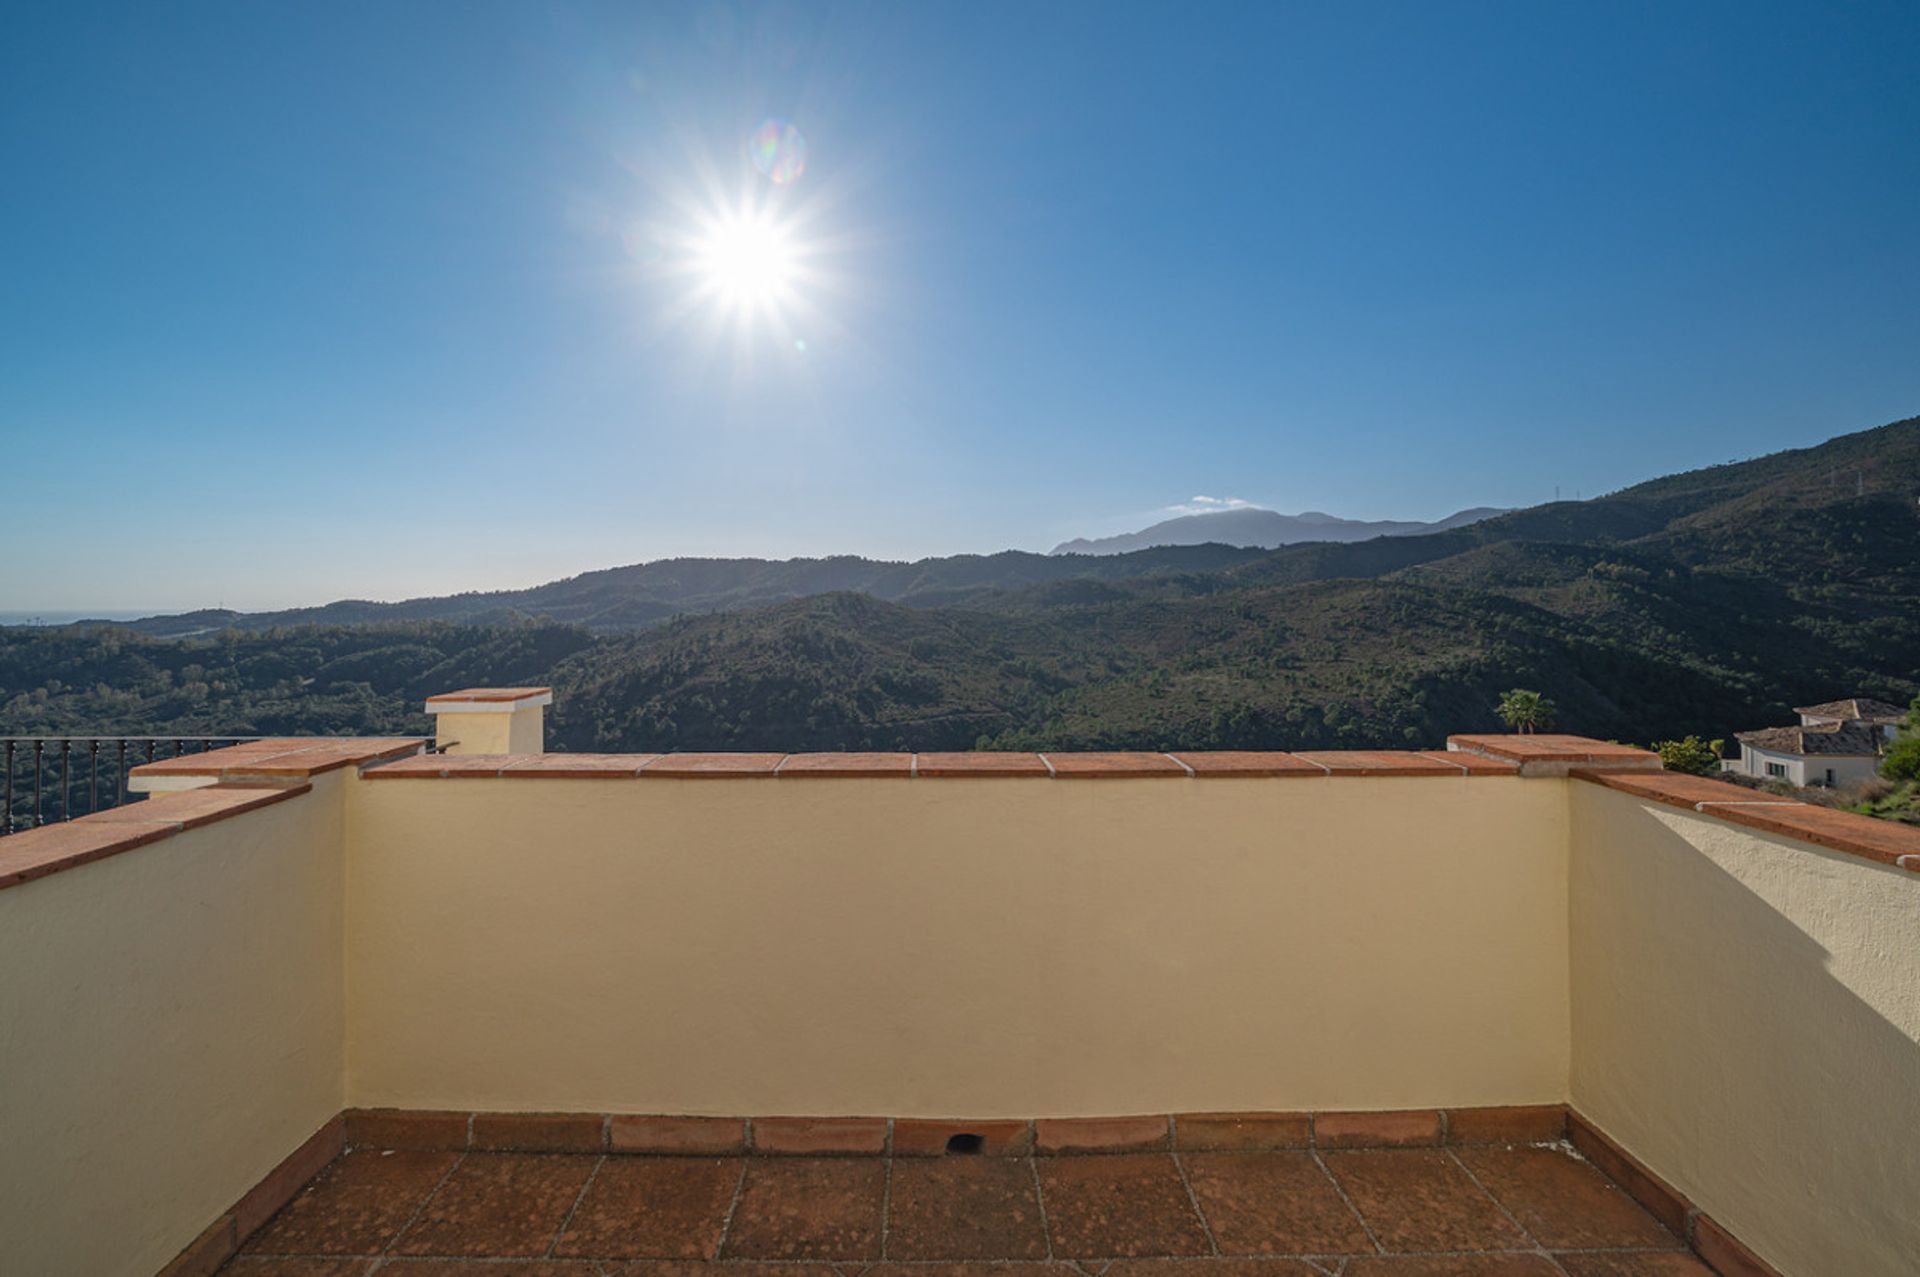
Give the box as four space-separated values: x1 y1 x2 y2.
1309 1148 1384 1255
878 1149 895 1262
1169 1151 1220 1257
546 1151 606 1258
381 1147 467 1260
1445 1146 1558 1268
1029 1155 1056 1261
713 1154 752 1260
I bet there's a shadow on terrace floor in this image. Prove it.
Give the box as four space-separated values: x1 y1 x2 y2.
218 1140 1715 1276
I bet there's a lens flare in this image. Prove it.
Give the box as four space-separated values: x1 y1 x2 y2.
750 118 808 185
691 213 797 310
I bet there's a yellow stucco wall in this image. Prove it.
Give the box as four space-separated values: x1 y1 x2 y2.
434 704 543 754
344 773 1571 1116
0 777 345 1277
1568 784 1920 1277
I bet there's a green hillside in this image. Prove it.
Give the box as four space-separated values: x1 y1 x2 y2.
5 414 1917 754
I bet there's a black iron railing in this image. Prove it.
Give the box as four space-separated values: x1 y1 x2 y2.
0 737 271 836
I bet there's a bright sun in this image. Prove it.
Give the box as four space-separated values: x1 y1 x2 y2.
691 215 798 311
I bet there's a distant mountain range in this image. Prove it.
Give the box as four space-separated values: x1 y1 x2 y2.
1049 506 1508 555
6 414 1917 757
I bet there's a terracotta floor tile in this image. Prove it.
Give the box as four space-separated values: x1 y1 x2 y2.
1033 1154 1211 1258
1553 1253 1718 1276
612 1264 840 1277
220 1260 376 1276
552 1156 741 1259
391 1152 597 1257
1343 1258 1561 1276
1180 1151 1372 1256
376 1263 603 1276
1105 1260 1323 1277
862 1264 1067 1277
1455 1146 1679 1250
886 1156 1050 1260
1322 1150 1528 1253
242 1148 458 1255
720 1157 886 1260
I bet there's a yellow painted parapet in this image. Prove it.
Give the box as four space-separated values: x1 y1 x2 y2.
423 687 551 754
5 720 1919 1276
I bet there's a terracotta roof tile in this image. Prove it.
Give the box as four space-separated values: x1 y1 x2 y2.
1790 697 1906 724
1733 724 1883 756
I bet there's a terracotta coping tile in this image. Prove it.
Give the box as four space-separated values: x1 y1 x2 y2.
1293 751 1464 777
130 737 426 780
1573 768 1920 872
776 753 915 778
498 754 659 778
0 784 311 891
425 686 554 703
914 752 1053 777
1418 749 1519 775
1168 751 1325 777
1571 768 1790 809
1448 734 1660 765
129 741 322 775
361 754 519 779
1700 800 1920 872
230 738 427 776
87 784 310 831
639 753 788 777
1040 752 1188 778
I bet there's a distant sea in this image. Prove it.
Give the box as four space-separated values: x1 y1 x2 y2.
0 611 152 626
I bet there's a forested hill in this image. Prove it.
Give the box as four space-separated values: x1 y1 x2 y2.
110 543 1272 637
5 414 1917 752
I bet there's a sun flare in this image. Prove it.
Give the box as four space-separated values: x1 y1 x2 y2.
691 214 798 311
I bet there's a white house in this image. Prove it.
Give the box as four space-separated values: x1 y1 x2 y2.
1792 697 1906 740
1723 697 1906 788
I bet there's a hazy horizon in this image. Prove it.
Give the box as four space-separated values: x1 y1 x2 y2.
7 2 1917 612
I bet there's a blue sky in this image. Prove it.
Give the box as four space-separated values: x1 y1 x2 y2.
5 1 1917 612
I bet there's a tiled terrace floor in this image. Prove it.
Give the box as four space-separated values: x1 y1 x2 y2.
218 1143 1719 1276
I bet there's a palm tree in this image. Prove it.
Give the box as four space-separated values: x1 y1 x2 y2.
1496 688 1556 734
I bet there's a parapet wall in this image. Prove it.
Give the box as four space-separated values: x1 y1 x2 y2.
345 766 1571 1117
2 726 1917 1277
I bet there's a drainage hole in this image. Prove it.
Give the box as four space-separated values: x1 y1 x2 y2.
945 1133 985 1155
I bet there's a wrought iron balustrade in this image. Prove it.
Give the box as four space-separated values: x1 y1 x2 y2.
1 737 268 836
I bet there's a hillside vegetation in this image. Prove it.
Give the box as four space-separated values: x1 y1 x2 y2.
5 415 1917 753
